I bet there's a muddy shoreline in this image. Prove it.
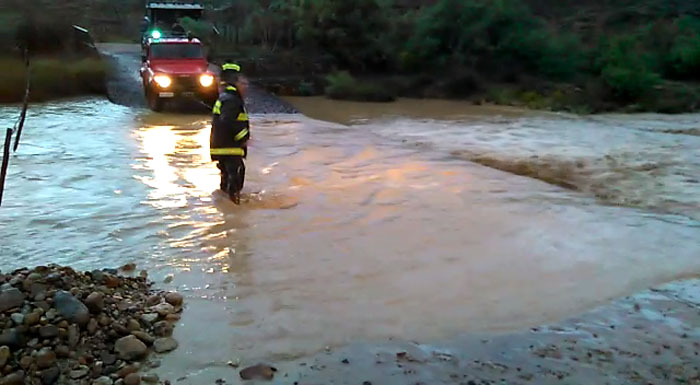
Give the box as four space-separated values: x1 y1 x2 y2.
281 279 700 385
147 279 700 384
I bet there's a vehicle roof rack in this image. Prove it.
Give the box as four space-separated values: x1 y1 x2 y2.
147 2 204 10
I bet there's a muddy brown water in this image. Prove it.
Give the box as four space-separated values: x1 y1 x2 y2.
0 97 698 382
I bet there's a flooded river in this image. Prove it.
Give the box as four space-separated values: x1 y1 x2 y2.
0 97 698 381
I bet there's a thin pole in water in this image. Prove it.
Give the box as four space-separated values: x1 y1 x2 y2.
13 50 30 152
0 128 13 206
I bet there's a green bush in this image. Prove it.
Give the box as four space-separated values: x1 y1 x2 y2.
297 0 395 72
404 0 583 81
325 71 396 102
664 16 700 79
597 35 660 100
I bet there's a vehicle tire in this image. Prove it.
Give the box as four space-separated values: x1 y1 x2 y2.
147 88 164 112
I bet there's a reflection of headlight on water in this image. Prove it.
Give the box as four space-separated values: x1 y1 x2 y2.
154 74 172 88
199 74 215 87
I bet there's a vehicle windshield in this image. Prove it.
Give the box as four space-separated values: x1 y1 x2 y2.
150 44 203 59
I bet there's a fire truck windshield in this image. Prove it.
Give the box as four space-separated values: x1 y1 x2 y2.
151 43 204 59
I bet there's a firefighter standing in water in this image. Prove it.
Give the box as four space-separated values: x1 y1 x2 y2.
210 62 250 204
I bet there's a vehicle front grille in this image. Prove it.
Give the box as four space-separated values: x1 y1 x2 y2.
173 75 198 92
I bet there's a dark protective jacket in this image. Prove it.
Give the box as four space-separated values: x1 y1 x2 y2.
210 85 250 161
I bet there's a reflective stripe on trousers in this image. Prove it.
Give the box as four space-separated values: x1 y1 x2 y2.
211 147 245 156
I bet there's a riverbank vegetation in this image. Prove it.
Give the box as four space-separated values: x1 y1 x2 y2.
0 58 107 104
5 0 700 111
0 11 107 103
201 0 700 112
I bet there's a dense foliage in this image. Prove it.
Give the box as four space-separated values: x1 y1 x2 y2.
194 0 700 107
4 0 700 109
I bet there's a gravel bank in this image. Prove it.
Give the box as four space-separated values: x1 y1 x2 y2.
0 264 184 385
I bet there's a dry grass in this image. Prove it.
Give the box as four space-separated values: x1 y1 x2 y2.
0 57 107 103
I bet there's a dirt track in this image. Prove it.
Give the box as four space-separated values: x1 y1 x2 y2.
98 43 297 113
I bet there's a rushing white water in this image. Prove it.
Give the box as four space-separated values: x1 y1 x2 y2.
0 97 698 382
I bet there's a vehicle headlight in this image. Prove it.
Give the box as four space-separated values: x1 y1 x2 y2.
199 74 214 87
153 74 172 88
151 30 162 39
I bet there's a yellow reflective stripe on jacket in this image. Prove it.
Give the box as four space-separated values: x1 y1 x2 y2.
211 148 245 156
234 128 249 141
212 100 222 115
237 112 248 121
226 86 238 92
222 63 241 71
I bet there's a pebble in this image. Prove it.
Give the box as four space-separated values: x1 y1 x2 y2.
120 263 137 272
147 360 161 368
36 347 56 369
87 318 99 335
39 325 59 338
84 292 105 314
70 365 90 379
40 366 60 385
90 270 105 283
0 329 24 348
153 337 178 353
113 323 130 336
0 371 25 385
131 331 155 345
92 361 104 377
117 364 140 378
163 275 174 284
141 373 159 383
55 291 90 326
239 364 277 380
0 346 10 367
105 275 120 289
115 335 148 361
23 311 41 326
146 295 160 307
164 292 183 307
153 321 173 337
19 355 32 369
26 337 39 348
124 373 141 385
44 309 56 320
93 376 113 385
68 324 80 348
9 314 23 326
152 303 174 317
140 314 159 324
30 283 48 299
35 301 50 312
99 314 112 327
127 319 141 332
55 345 70 358
100 351 117 366
0 289 25 313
